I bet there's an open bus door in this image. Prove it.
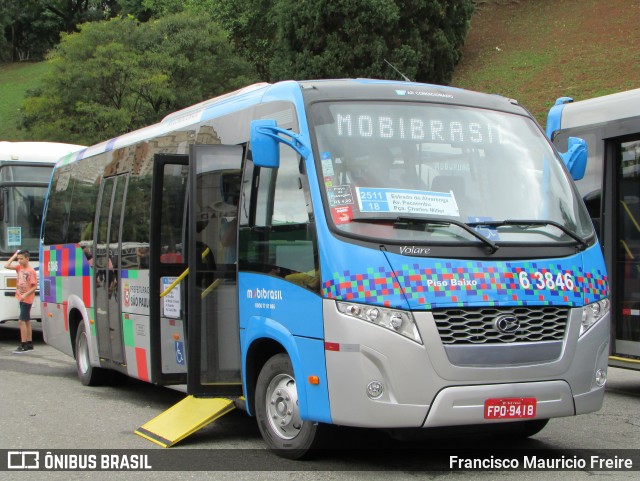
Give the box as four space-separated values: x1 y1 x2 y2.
149 155 189 386
186 144 244 397
136 145 244 447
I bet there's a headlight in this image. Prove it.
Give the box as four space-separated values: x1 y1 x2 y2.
336 301 422 344
580 298 609 337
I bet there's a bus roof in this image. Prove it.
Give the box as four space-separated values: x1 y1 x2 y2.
297 79 526 115
0 141 85 164
60 79 531 166
554 88 640 131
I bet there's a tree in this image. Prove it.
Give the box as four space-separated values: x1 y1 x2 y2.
191 0 474 84
205 0 276 81
45 0 121 33
20 13 258 145
268 0 475 84
1 0 122 62
0 0 66 61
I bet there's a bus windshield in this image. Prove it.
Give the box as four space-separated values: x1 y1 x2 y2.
0 165 53 184
310 101 594 245
0 165 53 257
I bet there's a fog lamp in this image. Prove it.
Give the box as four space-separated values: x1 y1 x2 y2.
367 381 384 399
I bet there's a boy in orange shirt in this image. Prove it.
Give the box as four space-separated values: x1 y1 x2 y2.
5 250 38 353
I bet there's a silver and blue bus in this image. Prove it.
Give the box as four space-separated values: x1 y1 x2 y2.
41 80 609 458
547 88 640 370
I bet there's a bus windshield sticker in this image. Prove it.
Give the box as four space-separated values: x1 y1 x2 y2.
7 227 21 246
327 185 354 207
356 187 460 217
321 151 335 176
468 216 501 241
332 206 353 225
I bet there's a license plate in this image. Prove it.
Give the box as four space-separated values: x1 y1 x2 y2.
484 397 537 419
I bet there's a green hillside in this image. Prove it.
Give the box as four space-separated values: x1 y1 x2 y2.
0 61 52 140
451 0 640 125
1 0 638 140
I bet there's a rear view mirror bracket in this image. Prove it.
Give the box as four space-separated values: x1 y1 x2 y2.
250 120 311 168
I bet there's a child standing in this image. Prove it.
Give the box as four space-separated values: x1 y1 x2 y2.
5 250 38 353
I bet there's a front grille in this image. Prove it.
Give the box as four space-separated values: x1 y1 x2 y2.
433 306 568 344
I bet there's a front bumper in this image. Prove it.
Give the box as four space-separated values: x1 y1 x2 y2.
323 299 609 428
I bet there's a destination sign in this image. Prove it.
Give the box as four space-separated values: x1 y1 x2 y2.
335 113 507 145
357 187 460 217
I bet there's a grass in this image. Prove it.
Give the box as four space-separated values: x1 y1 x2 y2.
451 0 640 126
0 61 51 140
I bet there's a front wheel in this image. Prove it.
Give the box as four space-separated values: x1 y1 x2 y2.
255 353 324 459
75 322 106 386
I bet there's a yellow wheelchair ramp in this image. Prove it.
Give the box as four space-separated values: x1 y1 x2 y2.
135 396 235 447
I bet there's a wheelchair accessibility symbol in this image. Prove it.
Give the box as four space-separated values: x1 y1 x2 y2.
175 341 185 365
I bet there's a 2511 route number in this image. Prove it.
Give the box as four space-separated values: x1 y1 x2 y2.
518 271 575 291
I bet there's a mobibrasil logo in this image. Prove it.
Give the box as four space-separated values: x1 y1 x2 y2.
246 288 283 300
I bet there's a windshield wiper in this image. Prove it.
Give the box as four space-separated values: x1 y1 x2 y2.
466 219 589 250
393 216 499 254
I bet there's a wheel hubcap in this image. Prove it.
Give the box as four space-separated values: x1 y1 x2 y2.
266 373 302 440
77 332 89 374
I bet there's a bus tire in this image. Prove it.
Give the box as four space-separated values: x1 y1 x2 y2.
255 353 323 459
75 322 105 386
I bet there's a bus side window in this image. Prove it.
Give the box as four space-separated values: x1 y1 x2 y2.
43 163 102 247
239 144 320 293
122 173 153 268
158 165 187 264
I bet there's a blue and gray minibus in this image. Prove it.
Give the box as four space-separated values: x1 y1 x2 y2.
41 80 609 458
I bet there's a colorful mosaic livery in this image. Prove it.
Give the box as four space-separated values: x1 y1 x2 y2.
324 251 609 309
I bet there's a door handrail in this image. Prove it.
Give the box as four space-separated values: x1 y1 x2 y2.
158 247 212 298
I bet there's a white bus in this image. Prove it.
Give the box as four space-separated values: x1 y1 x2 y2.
547 88 640 370
0 142 84 323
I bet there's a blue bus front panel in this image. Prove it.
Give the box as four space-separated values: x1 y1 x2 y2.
239 272 331 423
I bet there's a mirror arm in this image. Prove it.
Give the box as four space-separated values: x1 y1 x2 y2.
254 125 311 159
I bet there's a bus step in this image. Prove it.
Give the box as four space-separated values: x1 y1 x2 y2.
134 396 235 448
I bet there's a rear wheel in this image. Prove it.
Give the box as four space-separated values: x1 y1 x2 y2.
255 353 324 459
75 322 106 386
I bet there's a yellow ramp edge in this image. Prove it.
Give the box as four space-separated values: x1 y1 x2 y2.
135 396 235 448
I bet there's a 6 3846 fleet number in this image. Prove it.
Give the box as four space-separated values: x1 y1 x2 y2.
518 271 575 291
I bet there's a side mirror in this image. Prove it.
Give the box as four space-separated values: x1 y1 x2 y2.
250 120 280 168
560 136 587 181
250 119 311 169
